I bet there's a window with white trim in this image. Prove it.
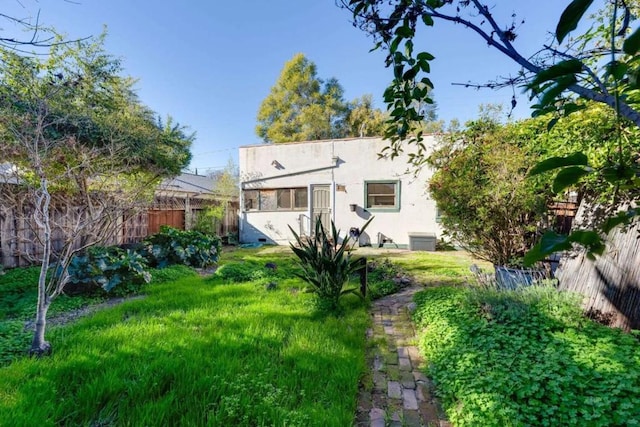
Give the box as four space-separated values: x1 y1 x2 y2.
365 180 400 211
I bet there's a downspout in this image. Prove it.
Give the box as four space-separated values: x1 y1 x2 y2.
331 140 336 224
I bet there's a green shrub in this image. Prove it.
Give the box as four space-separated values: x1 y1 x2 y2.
65 246 151 296
289 218 371 312
366 258 403 299
413 286 640 427
213 262 275 283
143 226 222 268
149 265 197 284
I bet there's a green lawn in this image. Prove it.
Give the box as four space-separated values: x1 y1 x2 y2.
7 246 636 426
0 249 369 426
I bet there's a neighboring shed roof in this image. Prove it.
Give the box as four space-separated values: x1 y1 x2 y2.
158 173 215 197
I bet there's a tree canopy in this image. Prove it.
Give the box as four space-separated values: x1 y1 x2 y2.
256 53 391 143
256 53 345 142
428 113 553 266
0 34 193 355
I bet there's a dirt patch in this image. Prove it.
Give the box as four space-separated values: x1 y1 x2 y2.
23 295 146 332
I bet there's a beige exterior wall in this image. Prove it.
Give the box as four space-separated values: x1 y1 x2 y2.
238 137 442 246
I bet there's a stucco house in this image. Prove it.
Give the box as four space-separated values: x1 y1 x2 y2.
238 136 442 248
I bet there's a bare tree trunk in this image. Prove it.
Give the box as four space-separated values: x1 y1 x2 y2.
29 176 53 356
30 297 51 356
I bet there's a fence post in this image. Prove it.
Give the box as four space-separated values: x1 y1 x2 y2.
359 257 367 297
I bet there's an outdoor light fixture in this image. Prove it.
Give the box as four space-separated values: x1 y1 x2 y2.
349 204 357 212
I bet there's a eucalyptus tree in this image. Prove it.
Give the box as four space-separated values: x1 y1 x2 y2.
0 35 193 356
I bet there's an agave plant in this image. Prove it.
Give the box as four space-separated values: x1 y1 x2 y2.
289 217 373 312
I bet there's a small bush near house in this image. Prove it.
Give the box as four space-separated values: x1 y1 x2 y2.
65 246 151 296
413 286 640 427
366 258 406 300
148 264 197 284
289 218 372 313
143 226 222 268
214 261 276 283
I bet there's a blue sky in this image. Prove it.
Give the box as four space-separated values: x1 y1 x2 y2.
5 0 575 173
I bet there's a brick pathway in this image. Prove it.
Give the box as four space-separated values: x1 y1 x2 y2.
355 286 451 427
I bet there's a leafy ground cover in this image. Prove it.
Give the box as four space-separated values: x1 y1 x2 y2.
412 286 640 427
0 247 369 426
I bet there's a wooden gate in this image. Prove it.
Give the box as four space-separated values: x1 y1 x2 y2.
148 210 185 234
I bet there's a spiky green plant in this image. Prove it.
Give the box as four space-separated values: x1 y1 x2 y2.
288 217 372 312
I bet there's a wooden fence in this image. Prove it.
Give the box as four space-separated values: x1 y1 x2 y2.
556 202 640 330
0 196 239 269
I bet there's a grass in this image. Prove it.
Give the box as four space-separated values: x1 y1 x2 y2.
412 286 640 427
0 247 370 426
370 249 492 286
0 245 487 426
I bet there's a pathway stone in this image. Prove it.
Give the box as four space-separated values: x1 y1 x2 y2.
355 286 449 427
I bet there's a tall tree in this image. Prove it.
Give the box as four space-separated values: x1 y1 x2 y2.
0 35 193 356
346 94 388 137
256 53 350 143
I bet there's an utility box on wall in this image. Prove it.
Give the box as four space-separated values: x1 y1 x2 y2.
408 232 436 251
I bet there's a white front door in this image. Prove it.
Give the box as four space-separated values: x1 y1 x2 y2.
311 184 331 233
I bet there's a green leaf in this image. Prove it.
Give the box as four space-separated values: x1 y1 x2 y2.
606 60 628 80
528 152 589 176
395 25 413 38
552 166 590 193
403 67 417 80
556 0 594 44
524 231 571 266
568 230 605 257
601 164 635 183
539 75 577 107
623 27 640 55
422 14 434 26
529 60 583 88
353 1 365 16
562 102 586 116
417 52 435 61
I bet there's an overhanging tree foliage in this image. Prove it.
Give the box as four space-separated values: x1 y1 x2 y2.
0 35 193 356
342 0 640 260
